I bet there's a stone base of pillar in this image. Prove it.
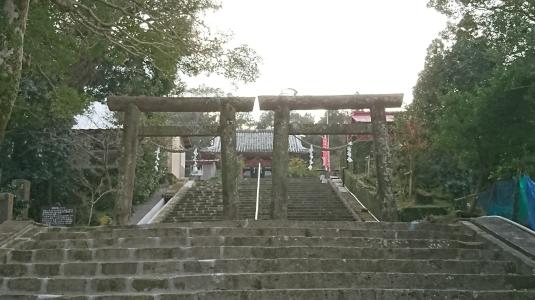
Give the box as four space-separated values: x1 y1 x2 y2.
0 193 14 224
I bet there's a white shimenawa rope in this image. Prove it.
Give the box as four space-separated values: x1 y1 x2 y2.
148 136 217 153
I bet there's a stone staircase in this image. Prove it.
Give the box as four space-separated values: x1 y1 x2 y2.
164 177 355 223
1 220 534 299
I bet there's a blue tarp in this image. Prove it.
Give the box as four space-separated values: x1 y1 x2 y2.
477 179 515 220
477 176 535 229
521 176 535 229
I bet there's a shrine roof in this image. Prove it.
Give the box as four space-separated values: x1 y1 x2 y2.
202 130 307 154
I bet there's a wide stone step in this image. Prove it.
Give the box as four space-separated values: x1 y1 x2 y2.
0 219 530 298
46 221 465 232
288 217 355 220
166 177 355 223
285 214 355 219
0 258 515 278
2 272 534 294
285 211 356 215
34 227 474 241
164 218 222 223
16 236 485 250
187 289 535 300
2 289 535 300
288 218 355 221
5 246 504 263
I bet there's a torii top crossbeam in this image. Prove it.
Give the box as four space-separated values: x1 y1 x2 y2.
106 94 403 112
107 96 255 112
258 94 403 110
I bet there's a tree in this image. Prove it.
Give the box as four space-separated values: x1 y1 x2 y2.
71 129 118 225
429 0 535 58
256 111 274 129
0 0 261 143
1 0 261 224
394 113 427 197
404 0 535 198
0 0 31 142
257 111 315 130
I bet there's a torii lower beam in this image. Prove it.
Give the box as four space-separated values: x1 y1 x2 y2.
289 123 372 135
137 123 374 137
138 126 220 137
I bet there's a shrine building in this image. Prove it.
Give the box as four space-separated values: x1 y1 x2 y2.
197 129 308 178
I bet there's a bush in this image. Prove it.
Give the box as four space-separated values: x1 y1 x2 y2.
288 158 315 177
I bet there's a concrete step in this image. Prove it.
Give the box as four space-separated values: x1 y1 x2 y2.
0 258 516 278
0 220 531 297
37 221 472 234
164 177 356 223
34 227 474 241
15 236 485 250
40 229 474 242
288 217 355 221
2 272 534 294
5 246 505 263
2 289 535 300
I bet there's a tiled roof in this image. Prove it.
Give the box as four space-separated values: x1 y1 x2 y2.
202 130 307 154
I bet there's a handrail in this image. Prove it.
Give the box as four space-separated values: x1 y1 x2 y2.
255 163 261 220
137 198 165 225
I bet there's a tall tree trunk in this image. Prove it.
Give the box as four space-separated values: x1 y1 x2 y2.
0 0 30 143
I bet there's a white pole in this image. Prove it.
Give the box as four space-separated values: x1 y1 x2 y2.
255 162 261 220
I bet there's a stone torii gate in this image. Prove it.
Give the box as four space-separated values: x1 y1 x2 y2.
108 93 402 225
258 94 403 222
107 96 255 225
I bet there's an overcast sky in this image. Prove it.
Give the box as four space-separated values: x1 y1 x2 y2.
188 0 448 105
76 0 447 128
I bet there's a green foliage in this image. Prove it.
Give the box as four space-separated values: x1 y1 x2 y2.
49 85 90 119
2 0 262 140
256 111 274 129
351 141 373 174
133 142 168 205
1 0 261 225
402 0 535 200
288 158 315 178
257 112 316 130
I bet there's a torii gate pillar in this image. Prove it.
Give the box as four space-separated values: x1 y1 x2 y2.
370 104 398 221
115 103 141 225
271 103 290 219
220 101 240 219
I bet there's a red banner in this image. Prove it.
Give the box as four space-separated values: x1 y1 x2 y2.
322 135 330 172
